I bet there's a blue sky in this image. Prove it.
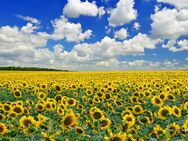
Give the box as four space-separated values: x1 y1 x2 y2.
0 0 187 70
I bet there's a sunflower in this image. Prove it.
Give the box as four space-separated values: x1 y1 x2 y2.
91 109 104 120
99 118 111 130
0 123 8 135
153 124 165 138
57 107 64 115
183 101 188 111
13 90 22 98
88 98 94 106
12 105 23 115
62 113 77 128
0 114 5 121
67 98 77 107
133 105 143 115
123 114 135 127
104 93 112 100
172 106 181 118
121 123 130 132
158 106 172 120
86 89 93 96
130 96 139 104
54 94 62 103
75 126 84 134
138 116 150 125
37 92 47 100
166 122 180 137
159 93 166 100
151 96 163 107
3 104 11 113
20 116 36 128
167 94 176 101
35 103 44 111
44 101 52 111
105 133 126 141
183 119 188 131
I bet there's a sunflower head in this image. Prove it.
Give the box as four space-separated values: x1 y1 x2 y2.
62 113 77 128
20 116 36 128
0 123 8 135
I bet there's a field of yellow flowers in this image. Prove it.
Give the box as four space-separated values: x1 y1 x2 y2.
0 71 188 141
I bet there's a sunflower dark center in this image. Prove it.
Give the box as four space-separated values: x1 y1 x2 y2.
93 112 102 120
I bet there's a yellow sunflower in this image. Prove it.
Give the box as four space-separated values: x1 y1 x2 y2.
133 105 143 115
123 114 135 127
166 122 180 137
105 133 126 141
172 106 181 118
183 119 188 131
19 116 36 128
0 123 8 135
151 96 163 107
158 106 172 120
99 118 111 130
61 113 77 128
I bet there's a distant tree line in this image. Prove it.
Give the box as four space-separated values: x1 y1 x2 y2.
0 66 69 71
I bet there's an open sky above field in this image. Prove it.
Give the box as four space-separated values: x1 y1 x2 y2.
0 0 188 70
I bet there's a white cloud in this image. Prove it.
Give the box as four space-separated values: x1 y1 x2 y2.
98 6 106 18
114 28 128 40
16 15 40 24
133 22 140 30
21 23 39 33
185 57 188 61
50 16 92 42
162 39 188 52
63 0 103 18
157 0 188 9
108 0 137 27
151 8 188 39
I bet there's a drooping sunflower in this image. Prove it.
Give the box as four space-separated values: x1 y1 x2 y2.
61 113 77 128
151 96 163 107
0 123 8 135
133 105 143 115
99 117 111 130
123 114 135 127
172 106 181 118
158 106 172 120
19 116 36 128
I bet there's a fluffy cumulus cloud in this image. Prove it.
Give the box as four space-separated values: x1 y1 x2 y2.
157 0 188 9
108 0 137 27
151 8 188 39
0 24 53 67
50 16 92 42
133 22 140 30
63 0 105 18
114 28 128 40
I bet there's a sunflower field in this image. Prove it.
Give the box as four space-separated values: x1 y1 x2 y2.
0 71 188 141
